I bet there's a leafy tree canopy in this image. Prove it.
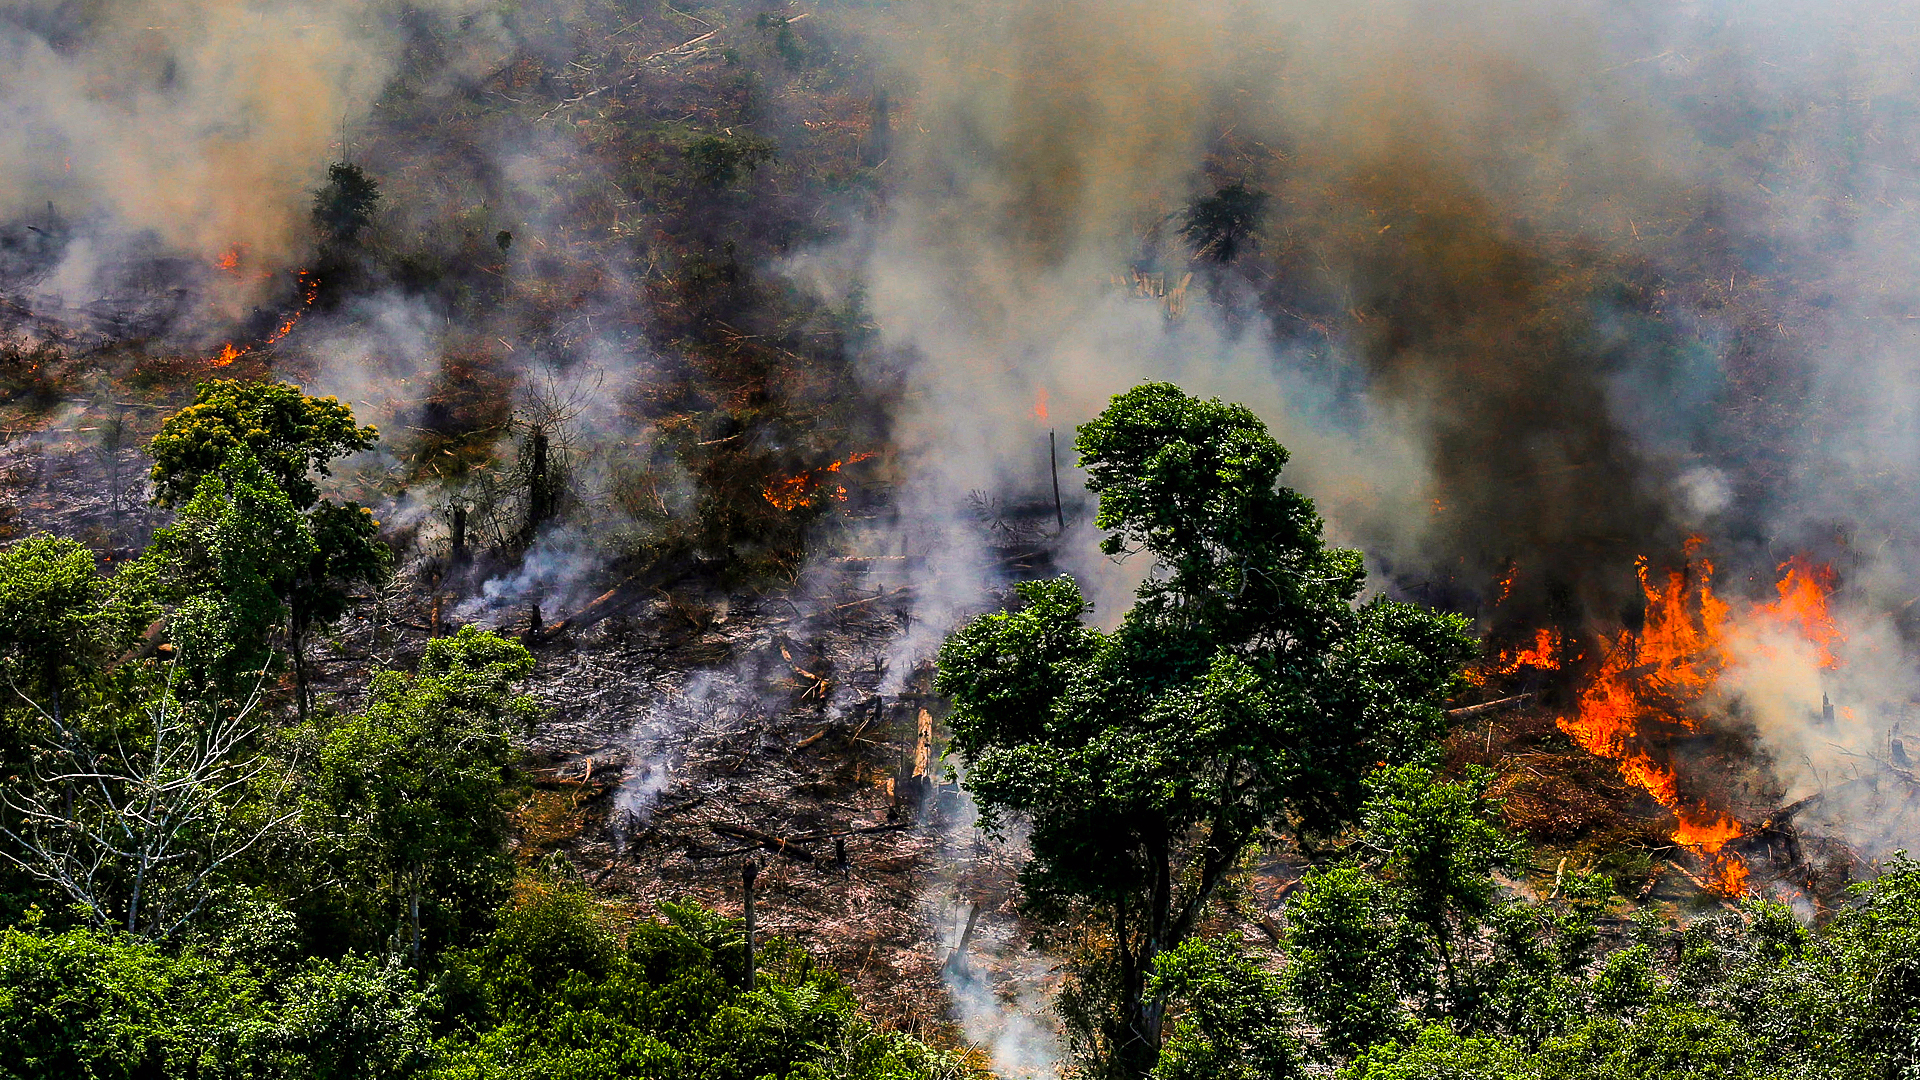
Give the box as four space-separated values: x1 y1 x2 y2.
314 162 382 246
306 628 539 963
0 533 153 725
147 378 376 511
1181 183 1267 265
937 382 1475 1077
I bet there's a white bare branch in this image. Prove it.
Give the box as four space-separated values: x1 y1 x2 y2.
0 663 296 938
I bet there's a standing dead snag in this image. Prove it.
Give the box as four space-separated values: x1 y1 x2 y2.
0 672 295 937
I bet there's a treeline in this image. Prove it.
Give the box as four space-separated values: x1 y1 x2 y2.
0 379 965 1079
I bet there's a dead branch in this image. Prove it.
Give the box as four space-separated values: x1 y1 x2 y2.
1445 693 1536 720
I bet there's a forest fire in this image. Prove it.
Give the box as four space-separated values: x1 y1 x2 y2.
762 453 875 511
210 343 245 367
1553 541 1843 895
265 271 319 345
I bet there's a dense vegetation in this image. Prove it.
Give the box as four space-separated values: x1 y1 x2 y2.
4 367 1920 1079
0 380 964 1080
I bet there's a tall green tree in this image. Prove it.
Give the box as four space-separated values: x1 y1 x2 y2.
147 379 388 713
0 533 153 735
308 628 538 966
313 163 382 247
143 453 316 695
1358 765 1524 1017
935 383 1475 1079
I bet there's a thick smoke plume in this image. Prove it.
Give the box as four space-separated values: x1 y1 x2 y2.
0 0 445 323
828 0 1920 860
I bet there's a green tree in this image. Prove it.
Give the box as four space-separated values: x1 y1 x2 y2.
684 132 776 187
1148 938 1301 1080
432 887 972 1080
0 917 265 1076
308 628 538 966
147 380 388 713
143 453 317 694
0 533 153 746
314 162 382 246
1181 183 1266 264
0 915 432 1079
1338 1026 1524 1080
936 383 1475 1078
1283 864 1418 1058
1358 765 1524 1018
148 379 376 512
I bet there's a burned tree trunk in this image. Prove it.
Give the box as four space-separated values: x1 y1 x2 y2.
521 428 559 546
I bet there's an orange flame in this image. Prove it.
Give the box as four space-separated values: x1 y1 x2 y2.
762 452 875 511
215 246 242 272
265 270 318 345
1493 563 1517 606
1557 540 1838 896
1032 388 1050 422
1504 627 1560 670
1753 555 1843 668
210 343 246 367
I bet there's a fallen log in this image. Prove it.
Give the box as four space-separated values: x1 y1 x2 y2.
529 578 641 642
1444 693 1536 720
1758 791 1824 831
696 819 914 863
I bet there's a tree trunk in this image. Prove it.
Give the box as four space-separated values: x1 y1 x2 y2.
742 859 758 991
409 867 422 969
1116 836 1175 1079
290 613 310 721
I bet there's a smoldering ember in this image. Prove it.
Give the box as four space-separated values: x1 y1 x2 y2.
9 1 1920 1077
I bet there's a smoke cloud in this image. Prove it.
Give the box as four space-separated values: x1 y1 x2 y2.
0 0 441 322
831 0 1920 854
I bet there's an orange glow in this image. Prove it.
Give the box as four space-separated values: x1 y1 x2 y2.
1556 540 1840 896
1032 388 1050 422
215 246 242 272
265 270 319 345
210 343 246 367
1493 564 1516 606
1506 627 1560 670
1753 555 1843 668
762 452 876 511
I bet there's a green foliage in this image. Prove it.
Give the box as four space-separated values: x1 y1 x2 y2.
1148 938 1301 1080
0 918 264 1078
142 453 316 690
314 162 382 245
305 628 538 961
1359 765 1525 1015
144 380 388 709
1181 183 1267 264
1284 863 1418 1057
0 917 430 1079
685 132 777 187
147 378 377 511
0 533 151 727
1338 1026 1524 1080
938 382 1474 1077
432 887 970 1080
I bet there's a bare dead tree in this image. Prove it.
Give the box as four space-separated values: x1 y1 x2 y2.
0 668 297 937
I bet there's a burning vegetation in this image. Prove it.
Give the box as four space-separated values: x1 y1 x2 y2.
10 0 1920 1078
